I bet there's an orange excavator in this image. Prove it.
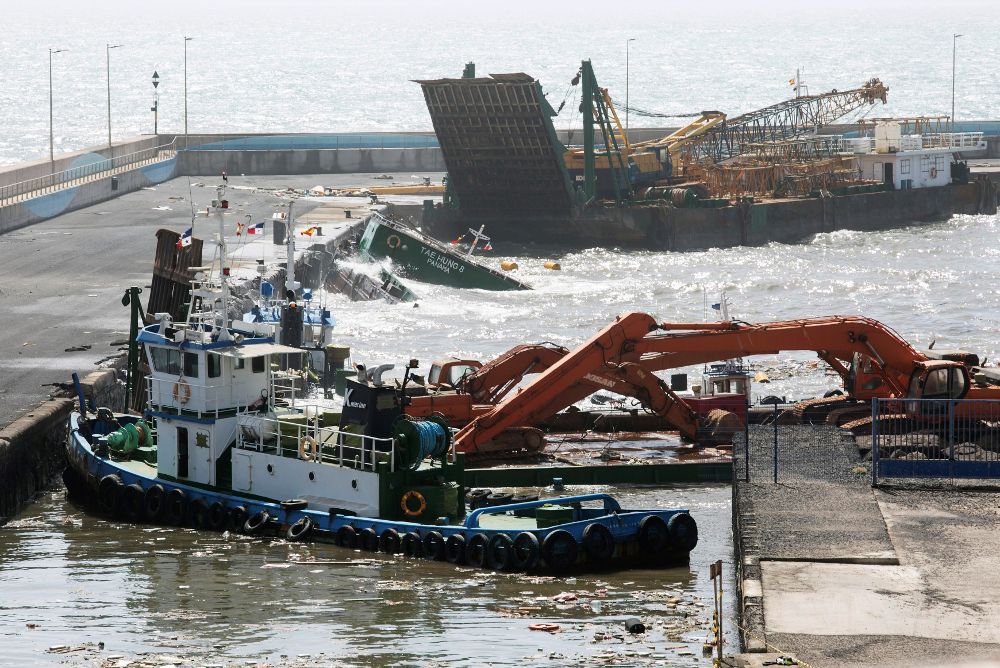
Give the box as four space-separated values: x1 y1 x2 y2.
430 313 987 457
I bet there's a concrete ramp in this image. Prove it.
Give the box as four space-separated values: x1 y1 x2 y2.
415 73 574 218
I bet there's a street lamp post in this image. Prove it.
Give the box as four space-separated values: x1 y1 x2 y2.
106 43 122 157
48 47 67 167
625 38 636 135
184 37 193 148
952 33 963 134
151 70 160 135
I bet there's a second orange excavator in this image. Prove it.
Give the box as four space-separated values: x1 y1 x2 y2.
407 313 987 459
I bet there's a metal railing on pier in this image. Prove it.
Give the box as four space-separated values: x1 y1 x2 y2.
0 140 177 207
871 398 1000 484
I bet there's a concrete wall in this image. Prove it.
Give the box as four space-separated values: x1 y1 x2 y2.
0 156 178 235
0 136 164 188
0 368 121 525
177 147 444 176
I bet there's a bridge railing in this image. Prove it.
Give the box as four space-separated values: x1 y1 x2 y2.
0 139 177 206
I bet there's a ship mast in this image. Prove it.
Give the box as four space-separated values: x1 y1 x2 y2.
216 184 232 342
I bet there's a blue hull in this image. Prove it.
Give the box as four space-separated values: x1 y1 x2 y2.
67 412 697 572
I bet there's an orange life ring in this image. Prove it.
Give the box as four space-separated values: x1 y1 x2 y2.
528 623 560 632
929 166 938 178
172 378 191 404
298 436 317 461
386 234 401 249
400 490 426 517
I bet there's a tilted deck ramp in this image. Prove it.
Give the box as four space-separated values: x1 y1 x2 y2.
415 73 575 218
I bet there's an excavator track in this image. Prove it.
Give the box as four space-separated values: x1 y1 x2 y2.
783 396 855 424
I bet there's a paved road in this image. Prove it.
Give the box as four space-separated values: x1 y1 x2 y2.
0 172 438 428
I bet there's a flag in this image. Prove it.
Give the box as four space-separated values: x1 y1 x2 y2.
711 303 721 310
299 226 318 237
788 77 796 86
483 242 493 251
450 234 464 245
247 221 264 235
176 227 192 249
236 222 244 236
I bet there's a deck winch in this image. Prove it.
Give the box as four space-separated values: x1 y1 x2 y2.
104 419 155 461
392 415 451 470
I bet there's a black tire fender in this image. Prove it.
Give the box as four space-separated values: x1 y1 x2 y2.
123 483 145 521
208 501 229 531
379 528 401 554
286 516 314 542
144 484 165 520
511 532 541 571
98 474 124 515
359 527 379 552
229 505 249 533
667 512 699 552
165 488 188 525
336 524 358 548
541 530 579 571
582 523 616 562
486 533 514 571
466 533 489 567
638 515 670 553
244 509 271 535
401 531 422 558
422 530 446 560
445 534 467 564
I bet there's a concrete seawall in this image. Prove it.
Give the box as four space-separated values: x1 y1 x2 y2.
0 369 121 525
177 147 444 176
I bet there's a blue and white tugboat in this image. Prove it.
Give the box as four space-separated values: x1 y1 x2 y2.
64 197 698 573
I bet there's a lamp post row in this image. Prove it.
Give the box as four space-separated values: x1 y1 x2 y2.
47 37 193 167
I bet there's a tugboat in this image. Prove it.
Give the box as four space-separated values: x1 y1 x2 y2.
64 198 697 573
358 212 531 291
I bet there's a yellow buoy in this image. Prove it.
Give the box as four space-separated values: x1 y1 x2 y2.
500 260 519 271
543 261 561 270
754 371 770 383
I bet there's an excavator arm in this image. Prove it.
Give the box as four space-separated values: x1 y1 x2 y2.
452 313 930 454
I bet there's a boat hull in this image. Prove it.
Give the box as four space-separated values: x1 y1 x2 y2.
359 216 530 291
66 411 696 573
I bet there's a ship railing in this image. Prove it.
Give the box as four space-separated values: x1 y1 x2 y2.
236 413 396 472
145 375 248 417
270 373 302 409
0 139 178 207
920 132 986 150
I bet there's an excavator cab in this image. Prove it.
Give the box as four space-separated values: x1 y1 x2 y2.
846 353 889 399
908 361 969 401
428 359 483 390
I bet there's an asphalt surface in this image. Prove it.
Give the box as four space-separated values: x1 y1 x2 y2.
0 173 436 428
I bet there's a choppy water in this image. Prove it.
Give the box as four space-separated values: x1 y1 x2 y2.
1 484 734 667
1 0 998 165
332 211 1000 403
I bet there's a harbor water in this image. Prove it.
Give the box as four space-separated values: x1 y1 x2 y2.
1 0 998 165
1 484 733 667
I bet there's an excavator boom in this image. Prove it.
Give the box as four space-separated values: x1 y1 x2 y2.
452 313 937 455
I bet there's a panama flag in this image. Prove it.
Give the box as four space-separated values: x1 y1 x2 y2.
247 221 264 235
176 227 192 249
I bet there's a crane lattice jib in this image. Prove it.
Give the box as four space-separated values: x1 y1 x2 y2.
684 78 889 164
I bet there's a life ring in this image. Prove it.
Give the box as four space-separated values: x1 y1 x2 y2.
298 437 317 461
528 623 560 633
930 166 938 178
386 234 401 249
400 490 426 517
172 378 191 404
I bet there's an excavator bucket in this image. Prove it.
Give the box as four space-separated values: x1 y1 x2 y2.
698 409 743 445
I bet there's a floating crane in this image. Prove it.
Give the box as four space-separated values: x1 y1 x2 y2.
681 78 889 165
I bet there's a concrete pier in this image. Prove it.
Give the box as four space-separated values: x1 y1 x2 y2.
732 426 1000 667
